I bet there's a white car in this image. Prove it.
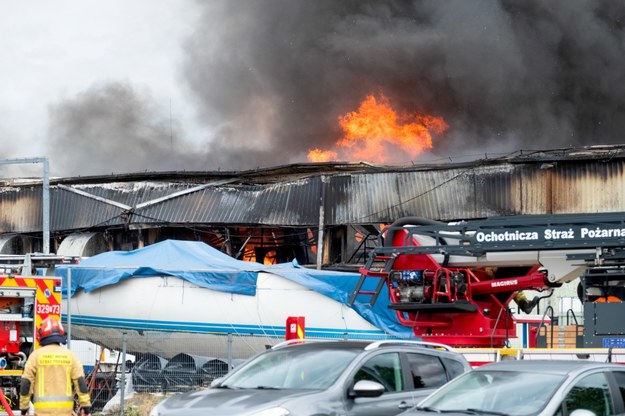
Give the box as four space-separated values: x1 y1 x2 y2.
400 359 625 416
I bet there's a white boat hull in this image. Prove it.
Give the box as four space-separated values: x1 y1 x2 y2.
63 272 392 359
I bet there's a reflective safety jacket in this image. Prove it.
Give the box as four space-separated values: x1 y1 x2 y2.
19 343 92 415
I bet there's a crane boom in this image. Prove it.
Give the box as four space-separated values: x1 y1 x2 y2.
350 211 625 348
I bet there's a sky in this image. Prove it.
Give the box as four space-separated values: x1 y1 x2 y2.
1 0 625 178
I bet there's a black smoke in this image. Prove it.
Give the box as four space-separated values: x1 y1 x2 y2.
48 82 212 175
47 0 625 176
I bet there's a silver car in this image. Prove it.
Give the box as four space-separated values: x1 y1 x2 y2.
149 340 471 416
400 359 625 416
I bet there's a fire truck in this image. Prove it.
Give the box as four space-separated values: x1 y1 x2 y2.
0 254 65 411
350 211 625 360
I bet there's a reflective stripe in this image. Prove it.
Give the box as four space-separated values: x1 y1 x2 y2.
37 367 45 397
33 395 73 403
65 367 72 396
34 401 74 409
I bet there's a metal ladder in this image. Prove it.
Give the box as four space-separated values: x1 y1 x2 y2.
348 252 398 306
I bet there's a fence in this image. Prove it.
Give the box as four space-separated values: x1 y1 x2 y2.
73 330 353 415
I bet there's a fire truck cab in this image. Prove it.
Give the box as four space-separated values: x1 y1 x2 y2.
0 254 65 411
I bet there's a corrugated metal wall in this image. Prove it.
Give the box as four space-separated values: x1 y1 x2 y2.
551 161 625 213
1 153 625 234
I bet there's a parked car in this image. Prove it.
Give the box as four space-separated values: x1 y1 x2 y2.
399 359 625 416
149 339 471 416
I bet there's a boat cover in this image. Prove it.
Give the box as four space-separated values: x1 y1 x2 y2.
56 240 413 337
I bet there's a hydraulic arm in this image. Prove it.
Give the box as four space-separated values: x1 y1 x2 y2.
350 212 625 347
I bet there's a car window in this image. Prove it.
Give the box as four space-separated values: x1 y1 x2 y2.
441 356 467 379
612 371 625 407
406 353 447 389
354 352 403 392
420 370 564 415
223 347 360 389
563 372 613 416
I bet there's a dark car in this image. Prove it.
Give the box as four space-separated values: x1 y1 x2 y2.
149 340 471 416
400 359 625 416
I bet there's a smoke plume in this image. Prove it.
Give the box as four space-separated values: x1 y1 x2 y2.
47 0 625 176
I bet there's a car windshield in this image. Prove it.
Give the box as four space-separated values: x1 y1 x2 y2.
220 347 361 390
418 369 566 416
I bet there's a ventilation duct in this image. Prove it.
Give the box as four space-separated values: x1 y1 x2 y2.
0 234 31 254
57 232 109 257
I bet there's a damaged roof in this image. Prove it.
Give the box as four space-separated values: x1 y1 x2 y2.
1 144 625 233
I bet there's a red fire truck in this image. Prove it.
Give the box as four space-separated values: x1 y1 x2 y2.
0 255 64 412
350 211 625 356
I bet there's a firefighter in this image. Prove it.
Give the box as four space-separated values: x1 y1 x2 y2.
19 317 92 416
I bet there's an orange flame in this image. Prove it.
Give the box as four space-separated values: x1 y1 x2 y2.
307 148 337 162
308 94 447 163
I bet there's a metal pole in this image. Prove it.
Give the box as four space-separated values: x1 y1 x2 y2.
67 268 71 348
316 176 326 270
119 332 128 416
227 333 233 370
42 158 50 254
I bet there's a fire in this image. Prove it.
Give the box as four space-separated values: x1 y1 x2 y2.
307 148 337 163
308 94 448 163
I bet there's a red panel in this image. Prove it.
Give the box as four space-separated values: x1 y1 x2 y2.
285 316 306 340
0 322 20 354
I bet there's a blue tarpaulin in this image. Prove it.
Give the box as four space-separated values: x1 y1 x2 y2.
56 240 413 337
56 240 261 296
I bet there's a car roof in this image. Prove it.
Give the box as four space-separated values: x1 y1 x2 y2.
271 340 469 362
273 340 371 351
475 359 625 375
